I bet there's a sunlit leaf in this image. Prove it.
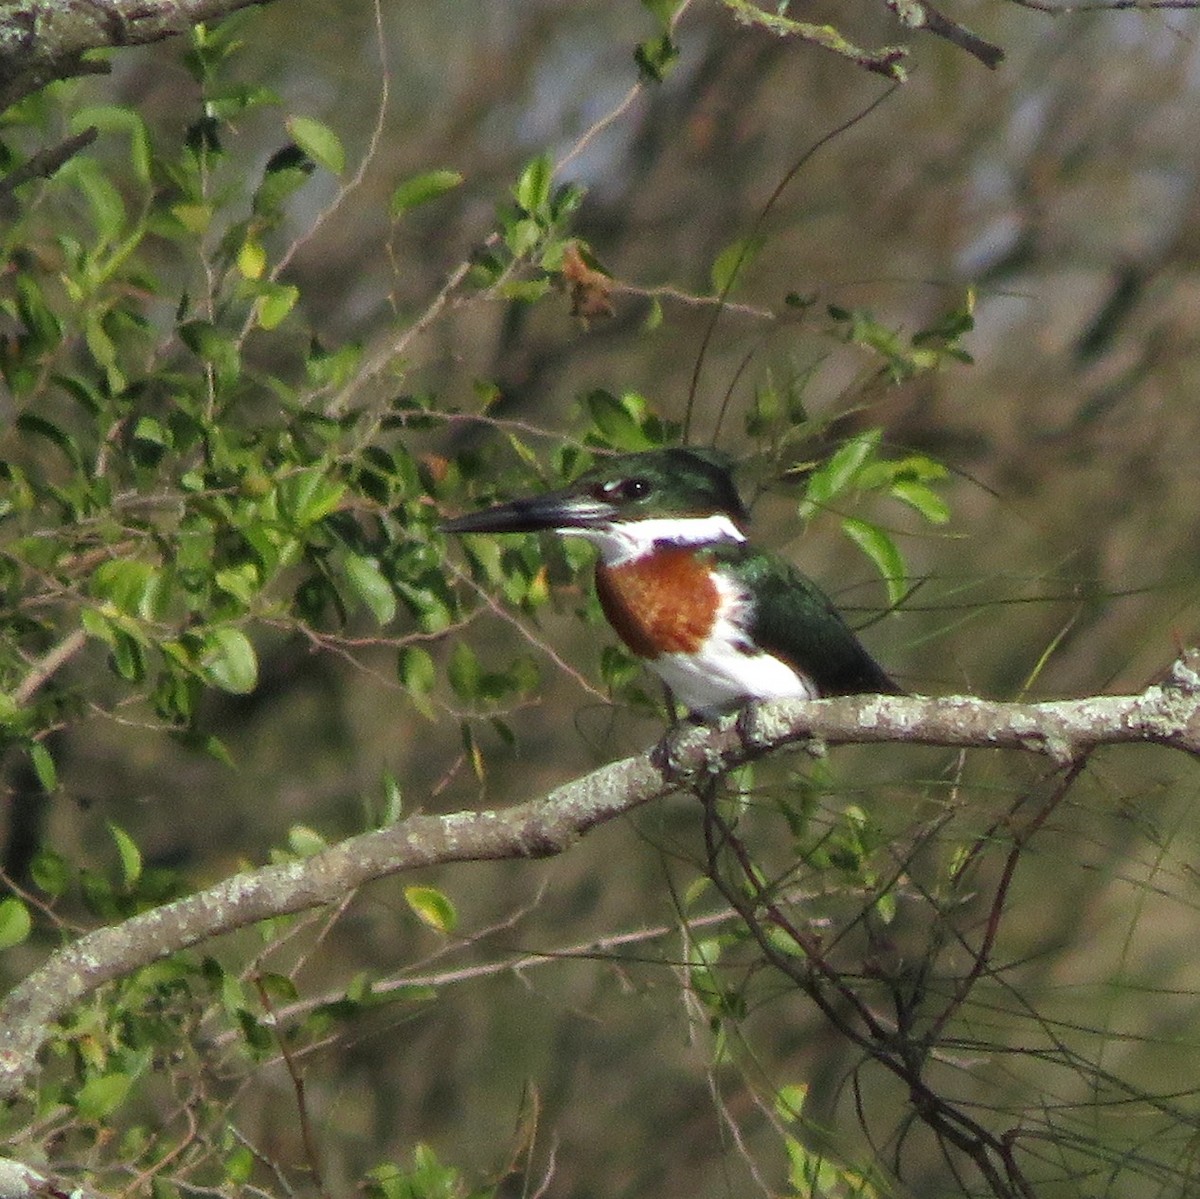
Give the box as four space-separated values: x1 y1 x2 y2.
710 234 764 295
390 169 463 217
29 741 56 793
344 553 397 625
201 627 259 694
514 152 552 216
74 1072 133 1120
840 518 906 607
404 885 457 934
286 114 345 174
108 821 143 888
288 824 327 858
0 897 31 950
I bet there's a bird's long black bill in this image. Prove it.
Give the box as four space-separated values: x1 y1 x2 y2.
441 491 612 536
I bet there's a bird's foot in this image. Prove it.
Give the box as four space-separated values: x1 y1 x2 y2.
651 715 724 781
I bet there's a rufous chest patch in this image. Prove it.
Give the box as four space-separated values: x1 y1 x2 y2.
594 547 722 658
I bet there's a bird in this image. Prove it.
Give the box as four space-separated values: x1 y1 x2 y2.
442 447 902 719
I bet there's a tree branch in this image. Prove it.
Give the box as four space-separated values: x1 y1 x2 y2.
1 652 1198 1101
0 0 278 110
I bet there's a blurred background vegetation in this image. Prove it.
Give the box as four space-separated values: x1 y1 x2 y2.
4 0 1200 1196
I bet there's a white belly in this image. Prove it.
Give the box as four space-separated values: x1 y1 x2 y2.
648 641 818 719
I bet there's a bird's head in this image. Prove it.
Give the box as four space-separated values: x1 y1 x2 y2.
442 447 750 564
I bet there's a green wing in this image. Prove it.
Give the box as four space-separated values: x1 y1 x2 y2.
704 542 902 696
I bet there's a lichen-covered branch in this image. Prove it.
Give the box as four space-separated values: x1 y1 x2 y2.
722 0 910 80
661 653 1200 775
1 652 1198 1101
0 0 276 110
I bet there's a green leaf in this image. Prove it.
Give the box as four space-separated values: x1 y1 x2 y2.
514 153 553 216
90 559 161 618
390 169 463 217
840 518 906 607
447 641 481 701
224 1145 255 1184
581 389 654 451
774 1083 809 1123
398 645 437 717
60 156 126 243
0 897 31 950
201 627 259 694
380 771 403 825
108 822 143 888
344 553 397 625
800 430 882 517
75 1072 133 1120
29 741 56 793
286 115 345 174
16 412 82 468
278 468 345 527
891 479 950 524
237 237 266 280
710 234 764 295
30 849 70 898
500 278 551 303
256 282 299 329
70 104 153 185
287 824 327 858
404 885 457 934
635 31 679 82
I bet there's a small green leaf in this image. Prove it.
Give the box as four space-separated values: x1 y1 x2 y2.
286 115 345 174
840 518 906 607
75 1072 133 1120
404 885 457 934
278 468 345 527
398 645 437 717
201 627 259 694
344 553 397 625
29 741 56 793
237 238 266 280
380 771 403 825
447 641 481 701
635 31 679 82
16 412 81 468
108 821 143 888
225 1145 255 1184
256 282 299 329
514 152 553 216
800 430 883 517
0 897 31 950
70 105 152 185
30 849 70 898
499 278 551 303
581 389 654 451
891 479 950 524
287 824 328 858
710 234 764 295
390 169 463 217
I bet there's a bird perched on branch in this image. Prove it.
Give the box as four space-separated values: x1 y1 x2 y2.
443 447 901 719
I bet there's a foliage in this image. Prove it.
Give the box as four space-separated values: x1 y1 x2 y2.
0 1 1198 1198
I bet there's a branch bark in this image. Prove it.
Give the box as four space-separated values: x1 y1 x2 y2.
1 653 1198 1100
0 0 278 110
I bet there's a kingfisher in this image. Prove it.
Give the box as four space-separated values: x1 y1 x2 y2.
442 447 902 718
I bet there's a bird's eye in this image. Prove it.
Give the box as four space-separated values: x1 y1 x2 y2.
595 477 652 503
